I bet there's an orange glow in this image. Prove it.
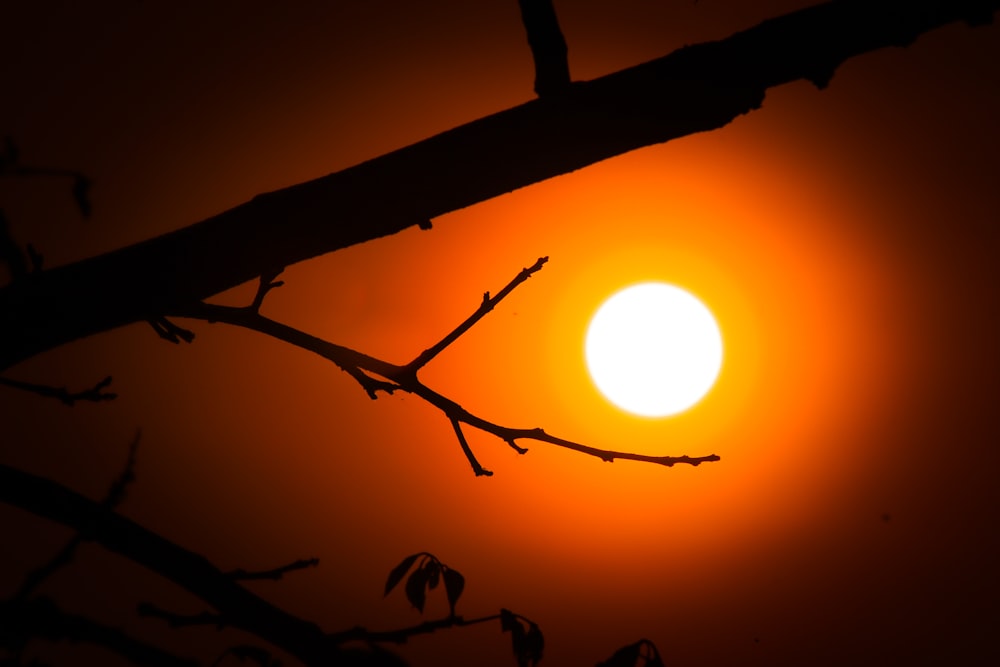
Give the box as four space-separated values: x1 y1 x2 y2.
5 4 998 666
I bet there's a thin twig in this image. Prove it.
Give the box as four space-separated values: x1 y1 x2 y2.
450 419 493 477
249 269 285 313
330 613 502 645
405 257 547 373
0 374 116 406
227 558 320 582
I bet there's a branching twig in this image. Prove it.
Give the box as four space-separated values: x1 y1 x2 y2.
227 558 320 582
13 431 140 601
169 259 720 475
249 269 285 314
0 374 116 406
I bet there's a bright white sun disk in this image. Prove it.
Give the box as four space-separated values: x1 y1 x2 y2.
585 283 723 417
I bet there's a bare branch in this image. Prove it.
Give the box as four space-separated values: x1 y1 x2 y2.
3 0 995 372
0 462 399 667
227 558 320 582
0 596 199 667
450 419 493 477
405 257 547 373
517 0 571 96
170 259 719 474
249 269 285 314
330 613 502 645
0 374 116 406
13 431 139 600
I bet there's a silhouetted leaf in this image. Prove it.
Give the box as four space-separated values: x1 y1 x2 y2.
524 622 544 666
404 566 429 612
499 611 543 667
72 174 92 218
596 641 641 667
383 553 420 597
596 639 663 667
511 622 528 667
425 559 440 589
442 566 465 615
500 608 518 632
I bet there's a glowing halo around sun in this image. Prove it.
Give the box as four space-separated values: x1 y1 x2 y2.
585 283 723 417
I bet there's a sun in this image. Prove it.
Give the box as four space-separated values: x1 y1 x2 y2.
585 283 723 417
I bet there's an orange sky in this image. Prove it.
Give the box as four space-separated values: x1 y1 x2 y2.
2 2 999 666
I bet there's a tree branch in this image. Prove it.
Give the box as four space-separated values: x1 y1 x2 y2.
227 558 320 582
0 463 401 667
13 431 139 601
0 374 116 406
517 0 571 97
0 596 199 667
331 613 502 645
2 0 995 371
170 259 719 473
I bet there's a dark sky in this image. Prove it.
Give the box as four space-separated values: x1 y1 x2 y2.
2 2 999 666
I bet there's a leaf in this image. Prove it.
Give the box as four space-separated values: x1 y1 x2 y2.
442 566 465 615
500 608 518 633
383 553 420 597
595 641 641 667
499 611 544 667
524 622 544 666
510 622 528 667
72 174 92 218
404 566 429 612
425 559 440 589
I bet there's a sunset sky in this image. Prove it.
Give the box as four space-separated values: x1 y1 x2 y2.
2 1 999 665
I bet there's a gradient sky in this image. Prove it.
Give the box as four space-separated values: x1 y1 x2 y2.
2 2 999 665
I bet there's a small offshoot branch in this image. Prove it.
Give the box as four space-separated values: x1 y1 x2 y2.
170 258 720 476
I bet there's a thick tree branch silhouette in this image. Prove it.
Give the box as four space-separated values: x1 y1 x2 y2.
2 1 998 666
1 0 995 371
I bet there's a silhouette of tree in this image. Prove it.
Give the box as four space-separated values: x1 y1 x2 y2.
2 1 998 665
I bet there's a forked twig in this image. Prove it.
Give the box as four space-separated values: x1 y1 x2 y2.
170 260 720 476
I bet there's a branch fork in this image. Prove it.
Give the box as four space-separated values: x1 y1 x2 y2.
169 258 719 477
